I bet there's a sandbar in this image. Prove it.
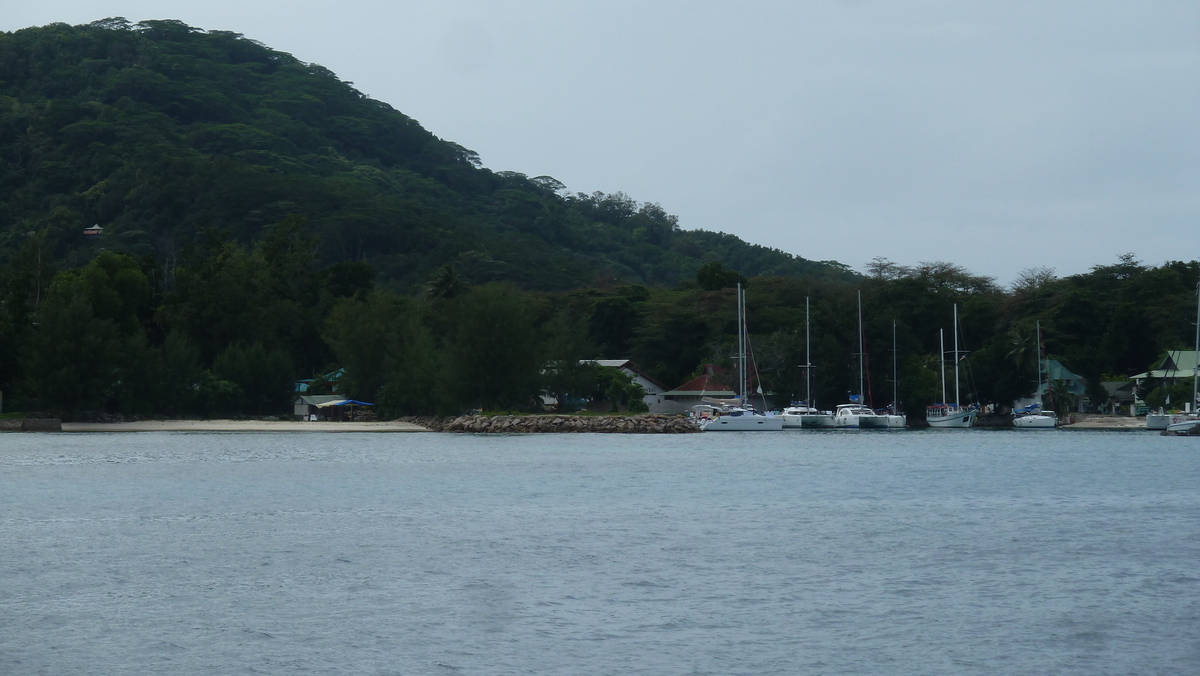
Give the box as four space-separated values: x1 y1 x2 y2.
61 420 430 433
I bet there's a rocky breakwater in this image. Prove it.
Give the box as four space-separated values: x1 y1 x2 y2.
412 414 700 434
0 418 63 432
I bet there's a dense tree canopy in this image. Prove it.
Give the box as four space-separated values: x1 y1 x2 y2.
1 21 1196 421
0 19 853 293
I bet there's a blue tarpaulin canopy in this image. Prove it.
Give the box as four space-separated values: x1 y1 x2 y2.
315 399 375 408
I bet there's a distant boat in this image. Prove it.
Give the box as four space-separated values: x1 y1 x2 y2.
781 296 835 428
835 291 886 428
927 304 978 429
702 283 782 432
1013 321 1058 429
879 319 907 429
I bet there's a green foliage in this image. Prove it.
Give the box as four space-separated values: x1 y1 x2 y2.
212 343 294 413
442 283 541 410
1143 377 1197 412
0 20 849 294
696 261 747 291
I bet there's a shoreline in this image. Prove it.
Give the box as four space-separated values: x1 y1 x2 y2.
60 420 430 432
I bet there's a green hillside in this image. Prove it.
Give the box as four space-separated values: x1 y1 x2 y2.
0 18 853 291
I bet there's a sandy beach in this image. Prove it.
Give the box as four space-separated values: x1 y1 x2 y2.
1059 415 1147 430
61 420 430 433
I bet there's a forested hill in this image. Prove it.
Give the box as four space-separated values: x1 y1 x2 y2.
0 18 854 290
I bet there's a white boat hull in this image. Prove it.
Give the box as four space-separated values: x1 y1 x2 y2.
1013 414 1057 429
880 414 907 428
800 414 837 428
702 415 784 431
927 409 977 428
857 414 890 429
1165 418 1200 434
1146 414 1172 430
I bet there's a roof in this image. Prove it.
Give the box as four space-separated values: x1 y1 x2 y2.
663 365 736 396
295 394 343 405
580 359 668 392
1131 350 1200 380
1039 359 1087 395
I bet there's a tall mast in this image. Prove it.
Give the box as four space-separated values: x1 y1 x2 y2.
939 328 947 405
805 296 812 409
1036 321 1043 405
857 290 864 402
953 304 961 406
737 283 744 403
892 319 898 411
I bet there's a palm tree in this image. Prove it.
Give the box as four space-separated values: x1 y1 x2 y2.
425 264 466 300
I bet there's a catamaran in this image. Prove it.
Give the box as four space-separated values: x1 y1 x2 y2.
701 283 783 431
835 291 886 428
781 296 835 428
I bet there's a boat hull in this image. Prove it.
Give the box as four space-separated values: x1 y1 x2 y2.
1013 414 1057 429
801 414 837 428
857 415 890 429
1164 419 1200 435
1146 414 1172 430
702 415 784 431
927 409 977 428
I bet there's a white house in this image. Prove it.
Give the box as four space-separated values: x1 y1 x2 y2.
584 359 669 409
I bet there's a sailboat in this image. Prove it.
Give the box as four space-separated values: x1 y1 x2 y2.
702 283 784 431
1013 321 1058 429
1165 275 1200 434
880 320 907 428
926 304 978 428
781 296 836 428
835 291 886 428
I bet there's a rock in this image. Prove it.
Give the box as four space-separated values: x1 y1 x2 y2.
393 413 702 434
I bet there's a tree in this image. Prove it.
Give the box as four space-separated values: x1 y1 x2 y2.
212 343 294 414
696 261 747 291
442 283 540 410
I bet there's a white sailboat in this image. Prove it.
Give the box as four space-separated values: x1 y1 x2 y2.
835 291 886 428
1013 321 1058 429
880 320 907 428
781 296 835 428
702 283 783 432
926 304 977 428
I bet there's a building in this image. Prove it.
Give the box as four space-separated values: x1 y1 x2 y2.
653 364 737 414
585 360 668 410
293 394 343 419
1013 359 1088 411
1131 350 1199 383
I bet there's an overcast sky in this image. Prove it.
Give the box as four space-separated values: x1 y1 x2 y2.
6 1 1198 285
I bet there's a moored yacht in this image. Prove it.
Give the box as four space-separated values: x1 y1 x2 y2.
927 305 978 429
701 405 784 431
834 403 885 428
1012 321 1058 429
835 291 887 428
782 297 837 429
702 283 783 432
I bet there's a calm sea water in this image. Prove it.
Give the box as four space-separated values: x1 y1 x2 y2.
1 429 1197 675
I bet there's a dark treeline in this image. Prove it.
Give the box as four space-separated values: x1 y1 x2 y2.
0 213 1195 419
2 20 1196 419
0 19 852 295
